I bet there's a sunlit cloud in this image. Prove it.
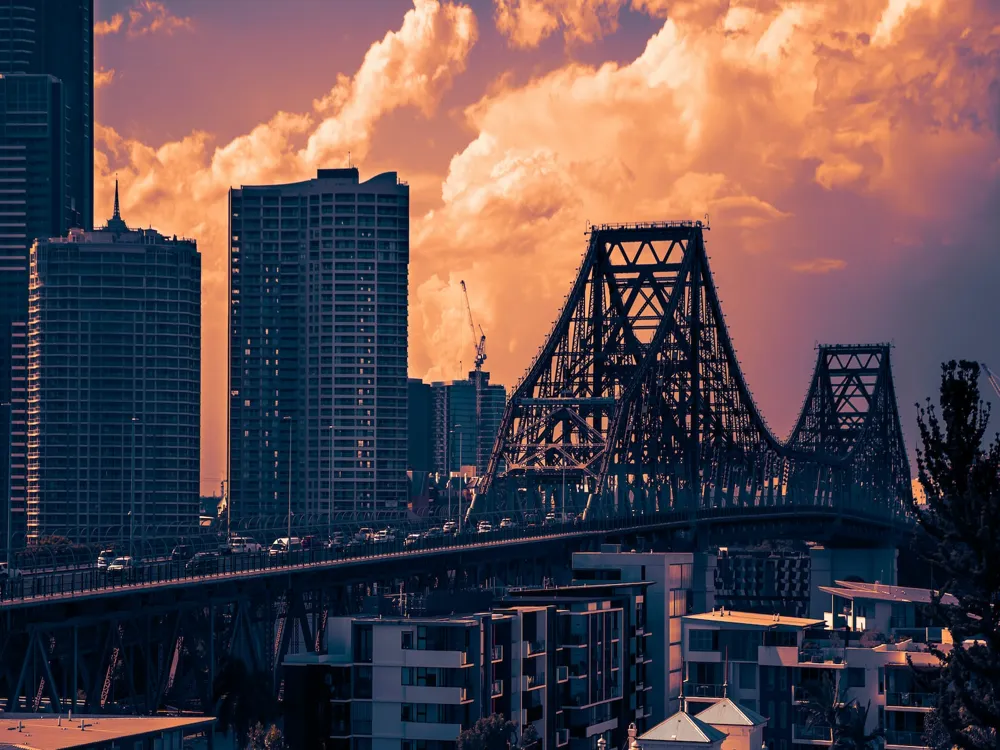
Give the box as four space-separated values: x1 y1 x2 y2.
94 1 194 38
94 68 116 88
791 258 847 274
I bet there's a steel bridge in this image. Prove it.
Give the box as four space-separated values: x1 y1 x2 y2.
0 221 913 715
476 221 911 523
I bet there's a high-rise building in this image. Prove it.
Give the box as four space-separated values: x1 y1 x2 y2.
430 371 506 476
0 0 93 554
27 189 201 545
407 378 433 472
229 168 409 521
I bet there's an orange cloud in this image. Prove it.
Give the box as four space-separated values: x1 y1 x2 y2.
791 258 847 274
94 13 124 36
95 1 193 37
410 0 1000 385
95 68 116 88
95 0 478 493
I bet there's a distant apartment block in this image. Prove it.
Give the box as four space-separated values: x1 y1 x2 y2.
27 193 201 542
408 378 433 472
711 547 812 618
428 370 506 477
229 168 409 520
681 581 951 750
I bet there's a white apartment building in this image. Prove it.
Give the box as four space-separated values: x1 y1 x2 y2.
681 582 950 750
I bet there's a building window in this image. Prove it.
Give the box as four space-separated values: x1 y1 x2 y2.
402 668 414 685
847 668 866 688
689 629 717 652
739 662 757 690
402 631 414 650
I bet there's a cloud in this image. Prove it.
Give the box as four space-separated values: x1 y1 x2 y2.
410 0 1000 427
94 13 124 36
95 1 194 38
95 68 116 89
95 0 477 492
791 258 847 274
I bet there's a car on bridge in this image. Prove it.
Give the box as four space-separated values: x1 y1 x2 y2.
354 527 373 543
106 556 138 582
442 521 457 535
186 551 220 575
229 536 262 554
477 520 493 534
404 533 422 548
96 550 116 572
269 538 302 556
499 517 515 529
171 544 194 563
423 527 443 541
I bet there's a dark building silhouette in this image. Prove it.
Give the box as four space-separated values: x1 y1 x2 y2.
0 0 93 552
430 371 506 476
229 169 409 521
407 378 433 472
28 187 201 544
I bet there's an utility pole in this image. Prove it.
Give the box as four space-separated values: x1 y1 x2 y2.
328 424 334 542
130 417 138 559
284 415 293 542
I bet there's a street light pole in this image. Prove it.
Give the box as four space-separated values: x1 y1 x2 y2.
3 402 12 569
130 416 137 559
328 424 334 542
284 415 293 542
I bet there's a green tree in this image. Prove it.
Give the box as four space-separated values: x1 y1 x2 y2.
457 714 518 750
914 361 1000 750
802 675 883 750
520 723 540 750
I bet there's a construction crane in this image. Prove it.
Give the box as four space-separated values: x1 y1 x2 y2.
981 363 1000 400
460 280 487 474
460 280 487 372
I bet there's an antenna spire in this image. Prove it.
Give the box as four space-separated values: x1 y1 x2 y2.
113 177 121 220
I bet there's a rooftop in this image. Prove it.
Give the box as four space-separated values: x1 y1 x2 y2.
0 715 213 750
695 698 768 727
820 580 958 606
640 710 728 744
684 610 824 629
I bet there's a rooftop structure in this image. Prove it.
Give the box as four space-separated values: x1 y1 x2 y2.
0 714 213 749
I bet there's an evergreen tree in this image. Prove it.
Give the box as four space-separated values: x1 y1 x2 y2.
802 675 883 750
914 360 1000 750
457 714 518 750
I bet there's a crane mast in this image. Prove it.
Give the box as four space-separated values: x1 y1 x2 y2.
460 280 487 473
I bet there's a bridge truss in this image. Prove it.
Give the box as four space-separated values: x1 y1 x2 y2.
477 221 911 521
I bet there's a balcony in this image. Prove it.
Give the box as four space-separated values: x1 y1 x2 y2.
525 674 546 690
792 725 833 744
491 645 504 662
684 683 726 699
886 731 927 748
526 640 546 657
557 665 569 683
798 647 846 666
886 692 936 710
401 685 473 704
491 680 503 698
556 728 570 747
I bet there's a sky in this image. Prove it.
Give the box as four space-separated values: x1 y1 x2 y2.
93 0 1000 495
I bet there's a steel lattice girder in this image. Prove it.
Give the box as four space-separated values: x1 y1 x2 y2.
479 222 911 521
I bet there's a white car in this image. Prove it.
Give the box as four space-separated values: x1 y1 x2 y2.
499 517 514 529
442 521 457 534
106 556 138 580
477 521 493 534
404 533 422 548
229 536 262 554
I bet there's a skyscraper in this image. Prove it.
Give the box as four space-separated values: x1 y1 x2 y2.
0 0 93 552
27 188 201 545
430 371 507 476
229 168 409 522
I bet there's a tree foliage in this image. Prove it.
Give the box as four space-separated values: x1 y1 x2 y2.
802 675 883 750
457 714 518 750
914 360 1000 750
245 722 285 750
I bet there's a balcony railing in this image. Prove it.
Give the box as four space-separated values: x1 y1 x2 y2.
526 674 545 689
684 682 726 698
886 692 936 709
491 680 503 697
793 725 832 743
491 645 504 662
799 647 846 665
557 665 569 682
527 640 545 656
886 731 927 747
556 728 570 747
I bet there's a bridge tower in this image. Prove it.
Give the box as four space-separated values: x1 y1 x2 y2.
477 222 910 525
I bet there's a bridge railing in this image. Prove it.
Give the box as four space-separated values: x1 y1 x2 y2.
0 505 900 605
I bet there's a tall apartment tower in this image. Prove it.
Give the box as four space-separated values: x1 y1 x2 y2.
430 371 507 476
27 189 201 544
0 0 93 553
229 168 409 521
